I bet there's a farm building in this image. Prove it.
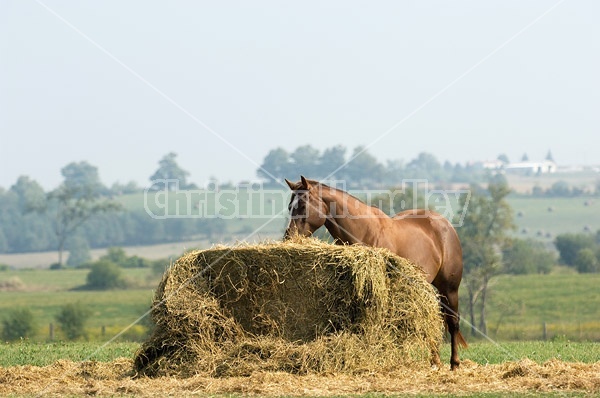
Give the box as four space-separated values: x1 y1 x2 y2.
505 160 557 174
482 160 557 175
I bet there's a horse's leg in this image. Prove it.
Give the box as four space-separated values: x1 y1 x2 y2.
440 289 462 370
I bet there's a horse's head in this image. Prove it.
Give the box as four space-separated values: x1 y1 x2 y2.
283 176 328 240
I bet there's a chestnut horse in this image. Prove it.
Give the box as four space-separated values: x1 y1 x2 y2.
284 176 467 370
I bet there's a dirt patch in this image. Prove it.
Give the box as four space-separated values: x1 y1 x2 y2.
0 358 598 396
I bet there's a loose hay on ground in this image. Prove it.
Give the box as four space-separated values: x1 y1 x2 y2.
1 358 599 396
134 237 444 377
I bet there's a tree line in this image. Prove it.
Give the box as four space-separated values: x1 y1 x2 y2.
258 145 600 197
257 145 487 187
0 154 225 260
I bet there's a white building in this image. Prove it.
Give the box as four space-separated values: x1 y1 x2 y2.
505 160 557 174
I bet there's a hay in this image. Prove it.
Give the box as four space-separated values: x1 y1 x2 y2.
134 237 444 377
2 358 600 396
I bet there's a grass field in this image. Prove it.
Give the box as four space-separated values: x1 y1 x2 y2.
472 273 600 341
1 266 599 344
1 259 599 397
0 268 157 341
0 340 598 367
509 196 599 241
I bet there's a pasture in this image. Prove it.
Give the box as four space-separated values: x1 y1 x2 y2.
1 260 599 343
0 188 598 396
509 196 599 240
1 254 599 396
0 268 157 341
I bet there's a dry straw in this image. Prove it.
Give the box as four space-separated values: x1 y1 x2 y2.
134 237 443 377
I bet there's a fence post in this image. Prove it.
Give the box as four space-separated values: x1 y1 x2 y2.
543 322 547 341
101 325 106 337
49 323 54 341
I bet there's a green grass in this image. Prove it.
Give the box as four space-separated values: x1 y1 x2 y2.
2 265 600 344
443 341 600 365
465 273 600 341
508 196 599 240
0 268 157 341
0 341 138 366
0 341 597 368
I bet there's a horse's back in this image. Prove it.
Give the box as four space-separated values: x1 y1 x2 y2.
390 209 462 286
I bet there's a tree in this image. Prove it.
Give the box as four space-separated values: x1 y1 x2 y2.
85 260 126 289
456 179 514 336
101 247 128 266
545 150 555 162
342 146 384 187
318 145 347 180
1 308 35 341
497 154 510 164
289 145 321 178
547 181 571 197
3 179 54 253
47 182 121 266
574 248 599 273
149 152 190 190
521 153 529 162
257 147 291 184
376 184 428 216
554 233 595 267
0 229 7 253
110 180 140 195
61 161 105 195
10 176 46 212
502 238 555 274
66 236 91 267
55 302 91 340
406 152 444 181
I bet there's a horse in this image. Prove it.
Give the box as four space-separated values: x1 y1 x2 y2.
283 176 467 370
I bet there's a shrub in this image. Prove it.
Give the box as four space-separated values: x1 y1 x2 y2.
574 248 600 273
85 260 125 289
100 247 128 266
555 233 595 267
100 247 152 268
503 239 555 274
151 258 170 276
1 308 35 341
122 255 151 268
55 302 91 340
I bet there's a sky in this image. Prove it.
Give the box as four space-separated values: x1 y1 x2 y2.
1 0 598 190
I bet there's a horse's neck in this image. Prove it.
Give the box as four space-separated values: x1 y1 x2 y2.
320 186 387 244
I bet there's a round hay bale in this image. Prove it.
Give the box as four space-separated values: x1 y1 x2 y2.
134 237 443 377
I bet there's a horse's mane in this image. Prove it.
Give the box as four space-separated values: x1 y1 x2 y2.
311 180 386 214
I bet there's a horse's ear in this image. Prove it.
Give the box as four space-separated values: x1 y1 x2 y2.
285 179 295 190
300 175 311 189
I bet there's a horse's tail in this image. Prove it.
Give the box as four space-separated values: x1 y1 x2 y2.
456 331 468 349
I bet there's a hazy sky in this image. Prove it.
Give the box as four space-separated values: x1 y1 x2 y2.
1 1 598 190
